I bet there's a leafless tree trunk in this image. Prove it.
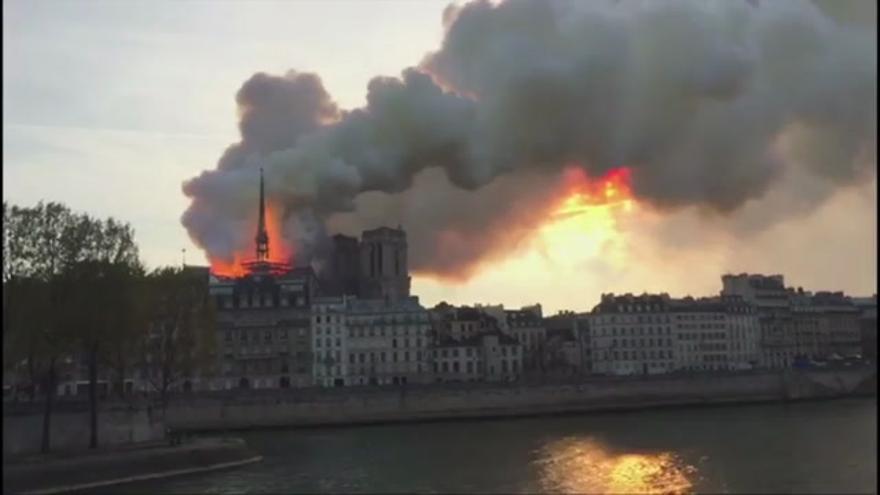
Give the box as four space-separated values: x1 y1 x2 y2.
27 354 36 402
40 357 57 454
88 343 99 449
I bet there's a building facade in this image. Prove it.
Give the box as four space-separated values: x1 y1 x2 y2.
670 296 759 372
588 294 676 376
433 331 523 383
853 296 877 360
344 296 432 386
312 296 350 387
210 266 317 390
544 313 585 375
506 307 547 372
811 292 862 358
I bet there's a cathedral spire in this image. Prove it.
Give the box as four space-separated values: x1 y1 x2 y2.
255 168 269 261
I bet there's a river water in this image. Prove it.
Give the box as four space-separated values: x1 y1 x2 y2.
111 398 875 494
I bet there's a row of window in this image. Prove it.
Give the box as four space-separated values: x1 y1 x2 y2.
596 312 743 324
342 338 423 349
315 350 341 363
609 338 672 349
702 354 727 362
679 323 726 330
314 326 342 336
614 304 664 313
677 314 725 321
595 315 670 324
348 350 424 364
434 346 520 358
596 327 672 337
216 294 306 309
515 332 546 345
435 359 519 374
314 315 343 324
223 328 307 342
314 338 343 348
316 366 343 376
603 349 674 361
346 313 430 325
608 362 672 371
347 327 429 338
697 343 728 352
678 332 726 341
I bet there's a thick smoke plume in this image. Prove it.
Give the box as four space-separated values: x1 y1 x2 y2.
182 0 876 278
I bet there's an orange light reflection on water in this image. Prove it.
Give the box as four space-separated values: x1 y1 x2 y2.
537 438 698 494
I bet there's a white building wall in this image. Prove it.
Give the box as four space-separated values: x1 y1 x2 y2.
726 313 761 369
312 297 349 387
588 311 676 376
673 311 730 371
433 345 482 381
345 301 432 386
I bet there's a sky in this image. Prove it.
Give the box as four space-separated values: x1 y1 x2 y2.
4 0 876 314
3 0 449 266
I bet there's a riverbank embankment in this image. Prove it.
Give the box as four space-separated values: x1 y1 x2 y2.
3 402 164 458
166 368 877 432
2 437 260 494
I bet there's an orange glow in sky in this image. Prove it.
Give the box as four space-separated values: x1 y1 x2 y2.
539 166 634 268
412 166 638 311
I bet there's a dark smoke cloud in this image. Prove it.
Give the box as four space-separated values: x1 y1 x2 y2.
219 70 340 171
182 0 876 276
328 167 566 279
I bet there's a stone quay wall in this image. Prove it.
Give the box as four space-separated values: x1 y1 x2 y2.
3 403 165 458
166 368 877 432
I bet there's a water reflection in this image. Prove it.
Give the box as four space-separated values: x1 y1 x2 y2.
537 437 698 494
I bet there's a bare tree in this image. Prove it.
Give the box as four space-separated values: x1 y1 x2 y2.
138 267 215 409
3 202 143 452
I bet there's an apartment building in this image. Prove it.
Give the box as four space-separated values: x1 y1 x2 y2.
588 294 676 376
670 296 759 372
432 331 523 383
506 306 547 372
344 296 432 386
210 266 317 390
312 296 350 387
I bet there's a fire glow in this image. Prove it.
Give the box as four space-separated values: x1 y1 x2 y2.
209 203 294 278
530 166 635 266
556 166 634 216
412 165 637 289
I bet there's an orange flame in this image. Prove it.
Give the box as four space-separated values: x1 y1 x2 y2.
556 166 634 215
209 202 295 278
264 203 293 262
210 252 248 278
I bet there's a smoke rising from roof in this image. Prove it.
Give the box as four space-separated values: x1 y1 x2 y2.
182 0 876 278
